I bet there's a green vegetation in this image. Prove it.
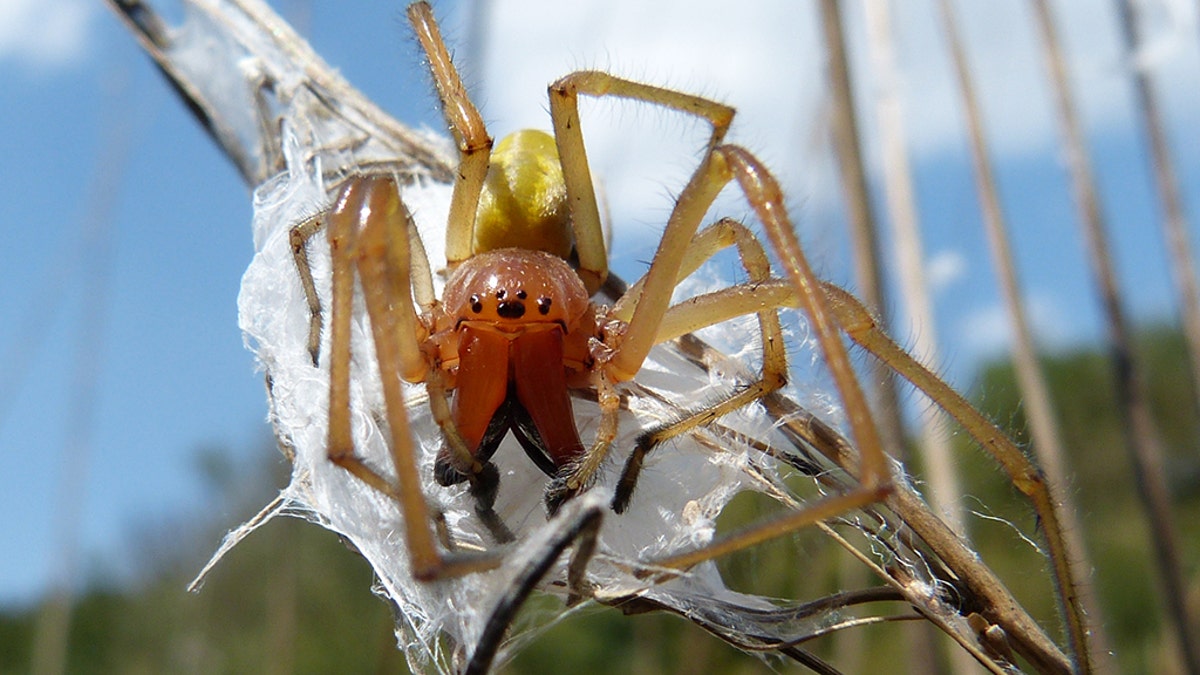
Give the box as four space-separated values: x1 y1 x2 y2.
967 324 1200 673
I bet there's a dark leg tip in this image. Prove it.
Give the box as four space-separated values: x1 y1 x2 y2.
434 454 469 487
611 484 632 514
543 474 576 516
468 461 500 510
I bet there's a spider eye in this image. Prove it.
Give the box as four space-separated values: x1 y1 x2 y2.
469 294 483 314
516 289 527 300
497 300 525 319
537 297 552 315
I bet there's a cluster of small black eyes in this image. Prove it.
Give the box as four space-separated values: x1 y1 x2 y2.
467 290 553 317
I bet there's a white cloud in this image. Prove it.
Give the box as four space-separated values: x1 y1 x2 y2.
927 249 967 295
958 302 1012 359
957 292 1074 360
0 0 94 68
1131 0 1199 70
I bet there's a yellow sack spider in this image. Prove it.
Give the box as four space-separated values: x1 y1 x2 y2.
283 3 1081 672
107 0 1086 672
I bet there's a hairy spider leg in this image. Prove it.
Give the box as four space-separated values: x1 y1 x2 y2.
549 70 733 299
326 175 488 579
407 1 491 269
545 71 891 516
817 282 1086 670
289 215 325 365
625 146 894 572
609 217 787 513
290 178 438 368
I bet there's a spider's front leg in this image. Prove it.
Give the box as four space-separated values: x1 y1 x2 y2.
324 175 499 580
656 147 895 570
321 171 609 673
546 67 892 560
600 144 893 570
634 147 1084 674
549 70 735 296
609 217 789 512
407 1 491 269
542 70 739 502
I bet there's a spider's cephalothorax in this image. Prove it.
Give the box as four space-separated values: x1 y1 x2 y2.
430 247 598 496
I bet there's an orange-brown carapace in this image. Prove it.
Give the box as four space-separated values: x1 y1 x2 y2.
431 248 597 487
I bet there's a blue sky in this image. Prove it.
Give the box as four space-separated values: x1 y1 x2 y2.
1 0 1198 608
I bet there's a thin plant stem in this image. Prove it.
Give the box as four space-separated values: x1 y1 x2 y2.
1114 0 1200 433
1020 1 1139 670
815 11 916 669
1101 1 1200 671
860 0 965 537
815 0 908 463
859 3 966 670
935 0 1097 670
29 70 132 675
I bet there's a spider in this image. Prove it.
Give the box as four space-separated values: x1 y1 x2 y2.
283 2 1086 672
287 0 890 572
